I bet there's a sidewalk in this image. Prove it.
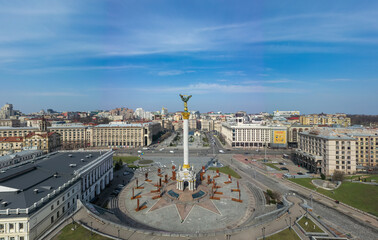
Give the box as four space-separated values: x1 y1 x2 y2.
71 195 313 240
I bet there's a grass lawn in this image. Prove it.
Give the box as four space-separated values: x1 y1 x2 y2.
113 156 140 164
289 178 378 216
297 216 323 233
264 163 282 171
266 227 301 240
139 159 154 164
52 223 110 240
208 166 241 179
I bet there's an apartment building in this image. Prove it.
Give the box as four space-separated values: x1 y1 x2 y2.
331 128 378 167
300 114 351 127
0 121 162 150
221 123 287 148
0 150 113 240
295 129 357 175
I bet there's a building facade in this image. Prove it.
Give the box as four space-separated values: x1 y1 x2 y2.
0 150 113 240
295 129 357 175
0 122 162 150
221 123 288 148
300 114 351 127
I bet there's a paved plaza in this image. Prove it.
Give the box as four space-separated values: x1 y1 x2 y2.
119 159 254 233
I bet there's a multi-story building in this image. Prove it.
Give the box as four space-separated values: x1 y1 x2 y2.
0 150 113 240
200 119 214 132
0 121 162 150
328 127 378 167
0 119 20 127
287 125 314 148
0 150 43 168
300 114 351 127
49 125 90 149
295 128 357 175
0 120 61 155
0 104 14 119
273 110 300 118
90 122 161 148
221 123 287 148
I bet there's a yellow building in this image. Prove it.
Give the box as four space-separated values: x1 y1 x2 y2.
300 114 351 127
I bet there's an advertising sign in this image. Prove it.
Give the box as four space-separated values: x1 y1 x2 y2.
273 131 286 144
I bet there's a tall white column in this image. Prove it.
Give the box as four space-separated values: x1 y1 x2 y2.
183 119 189 169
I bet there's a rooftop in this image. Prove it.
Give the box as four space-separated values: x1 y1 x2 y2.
0 150 43 163
0 150 111 216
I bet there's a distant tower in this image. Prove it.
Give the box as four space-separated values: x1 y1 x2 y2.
39 116 48 132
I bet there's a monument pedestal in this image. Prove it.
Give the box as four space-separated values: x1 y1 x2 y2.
176 166 196 191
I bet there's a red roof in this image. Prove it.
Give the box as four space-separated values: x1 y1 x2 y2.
0 137 23 142
288 116 300 120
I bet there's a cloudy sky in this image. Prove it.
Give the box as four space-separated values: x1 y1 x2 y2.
0 0 377 114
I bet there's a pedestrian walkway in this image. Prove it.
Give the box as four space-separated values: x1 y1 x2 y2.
66 194 327 240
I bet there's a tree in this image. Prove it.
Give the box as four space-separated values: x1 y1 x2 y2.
332 171 345 182
320 173 326 180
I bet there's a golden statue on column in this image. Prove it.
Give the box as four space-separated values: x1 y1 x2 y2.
176 94 196 191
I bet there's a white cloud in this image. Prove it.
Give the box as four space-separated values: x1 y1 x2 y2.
135 82 302 94
157 70 195 76
24 92 86 97
219 71 246 76
326 78 352 82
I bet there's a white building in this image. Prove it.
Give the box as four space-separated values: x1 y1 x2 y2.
273 110 300 118
0 150 113 240
221 123 287 148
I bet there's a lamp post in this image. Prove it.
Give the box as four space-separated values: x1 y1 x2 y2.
262 226 266 240
289 216 292 229
90 221 93 236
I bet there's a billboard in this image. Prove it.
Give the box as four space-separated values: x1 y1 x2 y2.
273 130 286 144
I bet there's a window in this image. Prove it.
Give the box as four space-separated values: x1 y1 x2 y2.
9 223 14 232
51 205 54 211
19 223 24 232
0 224 4 233
63 206 65 213
57 200 60 205
51 216 54 223
57 211 60 218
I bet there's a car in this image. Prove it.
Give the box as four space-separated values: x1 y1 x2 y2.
169 150 174 153
280 167 288 170
117 184 124 189
219 150 224 153
123 171 131 176
143 147 149 150
279 162 284 165
137 150 142 153
297 172 304 175
159 148 164 151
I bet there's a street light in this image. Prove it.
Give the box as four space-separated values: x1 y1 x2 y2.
262 226 266 240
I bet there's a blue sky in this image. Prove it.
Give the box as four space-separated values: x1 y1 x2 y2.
0 0 377 114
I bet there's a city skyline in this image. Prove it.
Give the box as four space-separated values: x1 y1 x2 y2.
0 1 377 114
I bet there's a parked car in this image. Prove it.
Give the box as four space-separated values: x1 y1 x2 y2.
297 172 305 175
219 150 224 153
280 167 288 171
